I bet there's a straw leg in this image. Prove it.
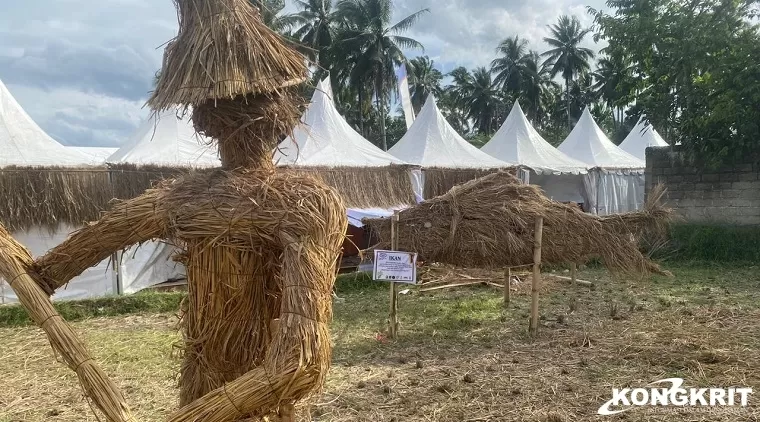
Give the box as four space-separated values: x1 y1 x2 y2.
503 268 511 307
571 263 577 285
529 217 543 336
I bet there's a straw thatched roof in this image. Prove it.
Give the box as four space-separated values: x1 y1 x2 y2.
365 171 672 274
147 0 307 112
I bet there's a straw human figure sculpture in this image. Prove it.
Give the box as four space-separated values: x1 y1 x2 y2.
0 0 348 421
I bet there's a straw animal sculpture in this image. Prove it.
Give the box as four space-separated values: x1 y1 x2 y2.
1 0 348 421
365 171 672 274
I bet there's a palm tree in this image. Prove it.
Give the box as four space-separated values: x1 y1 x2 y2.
542 15 595 127
592 53 634 131
335 0 428 150
456 67 504 135
291 0 338 75
407 56 443 113
519 51 556 124
491 35 529 97
250 0 299 32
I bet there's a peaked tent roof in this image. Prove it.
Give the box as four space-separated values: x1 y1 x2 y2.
108 109 220 167
389 95 508 169
619 116 669 161
67 146 119 164
274 78 407 167
0 79 93 167
558 107 644 169
482 102 588 175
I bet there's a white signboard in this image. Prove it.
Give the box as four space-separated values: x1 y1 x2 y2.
373 250 418 284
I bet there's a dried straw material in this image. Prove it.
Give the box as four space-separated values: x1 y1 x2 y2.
147 0 307 112
0 167 111 232
193 92 303 169
33 169 347 419
423 168 515 199
365 171 672 274
0 224 135 421
283 165 417 208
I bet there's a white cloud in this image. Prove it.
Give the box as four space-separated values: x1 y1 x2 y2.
0 0 608 148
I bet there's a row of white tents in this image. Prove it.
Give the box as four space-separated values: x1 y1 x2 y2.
0 77 668 302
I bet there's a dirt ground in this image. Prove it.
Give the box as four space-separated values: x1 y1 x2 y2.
1 263 759 421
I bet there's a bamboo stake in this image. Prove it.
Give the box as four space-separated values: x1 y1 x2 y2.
571 263 577 285
503 268 511 307
389 211 399 339
529 217 543 336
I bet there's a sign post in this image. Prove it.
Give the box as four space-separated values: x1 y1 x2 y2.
373 211 418 339
529 217 544 336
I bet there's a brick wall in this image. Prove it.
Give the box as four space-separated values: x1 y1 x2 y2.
645 147 760 225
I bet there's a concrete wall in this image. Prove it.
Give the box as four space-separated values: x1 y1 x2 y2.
645 147 760 225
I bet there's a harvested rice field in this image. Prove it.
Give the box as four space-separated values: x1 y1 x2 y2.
1 263 759 421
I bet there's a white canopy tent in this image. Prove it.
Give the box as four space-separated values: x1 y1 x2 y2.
389 95 508 169
107 109 220 167
389 95 508 198
0 80 113 303
275 78 409 168
619 116 669 161
67 146 119 164
558 107 646 215
275 77 423 204
0 79 93 166
482 102 589 203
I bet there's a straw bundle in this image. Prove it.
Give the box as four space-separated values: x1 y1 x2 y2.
0 166 111 232
365 171 672 274
0 224 135 421
33 169 347 419
147 0 306 112
423 168 514 199
283 165 417 208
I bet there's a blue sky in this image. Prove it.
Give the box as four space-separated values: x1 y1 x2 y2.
0 0 606 147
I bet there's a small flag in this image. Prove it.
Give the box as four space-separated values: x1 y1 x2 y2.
395 64 415 129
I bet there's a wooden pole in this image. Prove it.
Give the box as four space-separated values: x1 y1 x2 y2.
389 211 400 339
571 263 577 285
503 268 511 307
529 217 544 336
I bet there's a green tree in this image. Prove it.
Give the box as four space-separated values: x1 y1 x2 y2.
491 35 529 98
542 15 595 127
454 67 506 135
592 52 634 135
249 0 298 32
519 51 557 126
407 56 443 113
591 0 760 164
334 0 428 150
290 0 338 75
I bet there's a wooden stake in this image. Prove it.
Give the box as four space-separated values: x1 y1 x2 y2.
503 268 511 307
389 211 400 339
570 263 577 285
529 217 543 336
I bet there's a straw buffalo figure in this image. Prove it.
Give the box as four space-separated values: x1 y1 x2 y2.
27 0 347 420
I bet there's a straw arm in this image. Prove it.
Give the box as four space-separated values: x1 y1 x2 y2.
33 190 168 295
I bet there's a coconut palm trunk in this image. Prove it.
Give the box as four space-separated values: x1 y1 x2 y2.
565 76 572 127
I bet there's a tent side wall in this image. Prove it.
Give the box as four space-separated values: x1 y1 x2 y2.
529 173 586 205
583 169 646 215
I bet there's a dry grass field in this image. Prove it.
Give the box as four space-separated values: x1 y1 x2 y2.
1 263 759 421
